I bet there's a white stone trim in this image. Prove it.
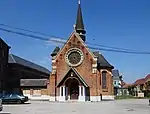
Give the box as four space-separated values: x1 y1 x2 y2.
58 96 66 102
79 86 82 96
92 64 97 68
101 69 112 75
93 57 97 62
54 96 65 102
52 66 57 69
60 86 62 96
58 86 66 102
52 70 56 74
78 96 85 102
49 96 55 101
102 95 114 100
52 60 56 63
90 96 101 102
49 95 114 102
78 86 85 101
24 94 51 101
55 31 96 62
82 86 85 96
92 69 97 74
63 86 65 96
65 48 84 67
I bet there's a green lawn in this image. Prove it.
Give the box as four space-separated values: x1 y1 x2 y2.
115 95 140 100
115 95 150 100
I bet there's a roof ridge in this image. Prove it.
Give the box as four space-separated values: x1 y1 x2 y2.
9 54 16 63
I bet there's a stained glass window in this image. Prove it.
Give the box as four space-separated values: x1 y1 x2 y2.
102 71 107 89
68 52 81 65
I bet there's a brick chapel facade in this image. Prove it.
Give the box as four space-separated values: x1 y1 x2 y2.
49 1 114 102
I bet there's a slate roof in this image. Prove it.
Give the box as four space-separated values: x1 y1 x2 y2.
75 1 85 33
113 76 121 80
93 52 114 69
112 70 121 80
20 79 48 87
112 70 120 76
51 46 60 57
8 54 50 75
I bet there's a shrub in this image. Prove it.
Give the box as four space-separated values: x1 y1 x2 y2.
146 92 150 98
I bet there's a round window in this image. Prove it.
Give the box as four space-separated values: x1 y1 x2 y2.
65 48 84 67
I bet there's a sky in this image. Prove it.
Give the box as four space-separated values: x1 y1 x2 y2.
0 0 150 83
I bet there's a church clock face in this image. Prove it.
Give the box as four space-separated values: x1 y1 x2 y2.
65 48 84 67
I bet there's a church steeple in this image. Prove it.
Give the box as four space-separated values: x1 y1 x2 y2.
75 0 86 42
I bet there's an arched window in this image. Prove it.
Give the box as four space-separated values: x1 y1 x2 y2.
102 71 107 89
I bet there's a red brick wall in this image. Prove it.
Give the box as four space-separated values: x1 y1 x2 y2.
49 32 113 97
55 33 95 87
49 75 56 96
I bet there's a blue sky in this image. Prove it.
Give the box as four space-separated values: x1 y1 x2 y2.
0 0 150 83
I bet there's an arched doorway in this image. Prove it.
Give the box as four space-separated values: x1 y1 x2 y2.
65 78 79 100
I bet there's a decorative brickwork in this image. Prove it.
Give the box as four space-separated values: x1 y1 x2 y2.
48 32 114 101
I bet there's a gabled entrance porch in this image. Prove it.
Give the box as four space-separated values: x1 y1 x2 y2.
57 68 88 102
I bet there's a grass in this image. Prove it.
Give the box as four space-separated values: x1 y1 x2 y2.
115 95 150 100
115 95 139 100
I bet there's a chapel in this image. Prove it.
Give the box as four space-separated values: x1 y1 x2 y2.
49 1 114 102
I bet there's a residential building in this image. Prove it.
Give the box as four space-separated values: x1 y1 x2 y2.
121 84 130 95
112 70 122 96
129 74 150 97
49 2 114 102
145 75 150 97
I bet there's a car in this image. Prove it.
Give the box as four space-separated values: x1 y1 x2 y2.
0 93 28 104
0 99 3 111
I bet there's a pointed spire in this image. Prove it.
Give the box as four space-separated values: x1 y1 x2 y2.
75 0 86 41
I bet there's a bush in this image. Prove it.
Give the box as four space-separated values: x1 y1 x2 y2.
146 92 150 98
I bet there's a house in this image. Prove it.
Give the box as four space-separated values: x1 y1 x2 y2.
130 75 150 97
0 38 10 92
48 1 114 102
145 74 150 92
112 70 122 96
126 78 144 97
143 74 150 97
134 78 145 91
121 84 131 95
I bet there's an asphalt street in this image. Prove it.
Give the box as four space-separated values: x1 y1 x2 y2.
1 99 150 114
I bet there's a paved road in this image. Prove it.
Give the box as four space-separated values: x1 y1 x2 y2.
1 99 150 114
